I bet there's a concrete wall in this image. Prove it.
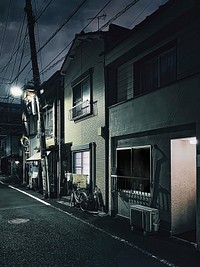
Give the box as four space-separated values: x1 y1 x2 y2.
109 75 200 138
107 1 200 233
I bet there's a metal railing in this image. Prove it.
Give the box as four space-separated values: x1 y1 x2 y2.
69 100 91 121
111 175 151 206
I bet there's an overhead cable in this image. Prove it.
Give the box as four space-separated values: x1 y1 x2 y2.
40 0 113 76
99 0 140 31
37 0 89 54
11 0 89 84
0 0 12 57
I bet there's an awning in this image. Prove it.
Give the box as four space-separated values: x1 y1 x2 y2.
26 151 50 161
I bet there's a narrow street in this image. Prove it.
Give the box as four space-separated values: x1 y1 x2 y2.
1 177 200 267
0 180 168 267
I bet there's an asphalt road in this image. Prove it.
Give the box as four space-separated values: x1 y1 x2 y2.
0 181 170 267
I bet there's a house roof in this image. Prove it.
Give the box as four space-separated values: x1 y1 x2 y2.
105 0 200 66
60 24 131 75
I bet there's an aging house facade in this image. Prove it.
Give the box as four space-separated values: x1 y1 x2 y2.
61 25 130 210
106 0 200 248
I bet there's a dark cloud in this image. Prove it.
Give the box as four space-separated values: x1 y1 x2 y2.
0 0 168 101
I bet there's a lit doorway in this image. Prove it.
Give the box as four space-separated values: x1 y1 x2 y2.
171 137 196 243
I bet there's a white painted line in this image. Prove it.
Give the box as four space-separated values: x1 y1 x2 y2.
50 205 179 267
8 185 51 206
0 181 4 184
7 184 179 267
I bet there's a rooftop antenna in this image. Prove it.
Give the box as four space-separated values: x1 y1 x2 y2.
87 13 106 31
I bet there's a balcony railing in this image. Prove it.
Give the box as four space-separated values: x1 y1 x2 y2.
69 100 91 121
111 175 151 206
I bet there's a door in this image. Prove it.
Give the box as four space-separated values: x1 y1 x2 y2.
171 137 196 237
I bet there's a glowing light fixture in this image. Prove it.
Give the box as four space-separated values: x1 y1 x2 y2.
10 86 23 97
189 137 197 145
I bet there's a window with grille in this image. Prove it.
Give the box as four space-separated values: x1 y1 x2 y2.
69 69 93 121
116 146 151 193
134 42 176 96
117 62 133 102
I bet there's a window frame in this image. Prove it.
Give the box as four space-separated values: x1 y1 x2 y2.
134 41 177 97
69 68 93 121
116 145 151 194
43 107 54 138
72 149 90 186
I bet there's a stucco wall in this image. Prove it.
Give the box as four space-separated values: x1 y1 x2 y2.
171 139 196 234
64 38 106 198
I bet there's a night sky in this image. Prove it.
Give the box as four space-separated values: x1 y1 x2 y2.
0 0 168 102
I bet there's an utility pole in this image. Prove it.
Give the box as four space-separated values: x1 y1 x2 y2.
24 0 50 197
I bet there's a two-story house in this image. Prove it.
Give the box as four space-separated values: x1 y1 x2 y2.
106 0 200 249
41 71 64 198
61 25 130 210
25 71 64 197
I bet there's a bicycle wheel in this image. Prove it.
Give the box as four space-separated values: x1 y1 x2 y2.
80 192 88 211
87 195 96 211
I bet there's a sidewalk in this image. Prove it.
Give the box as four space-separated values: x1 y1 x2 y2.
49 196 200 267
1 175 200 267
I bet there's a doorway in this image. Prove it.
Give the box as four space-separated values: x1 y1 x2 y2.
171 137 196 243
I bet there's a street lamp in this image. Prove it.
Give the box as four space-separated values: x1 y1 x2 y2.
10 86 23 98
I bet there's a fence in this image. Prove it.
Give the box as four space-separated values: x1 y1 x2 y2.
111 175 151 206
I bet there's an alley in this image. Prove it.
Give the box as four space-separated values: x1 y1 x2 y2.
0 181 171 267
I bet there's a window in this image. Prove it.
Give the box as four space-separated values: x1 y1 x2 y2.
134 43 176 96
73 150 90 184
44 108 53 137
28 115 37 136
69 69 93 121
117 62 133 102
117 146 151 193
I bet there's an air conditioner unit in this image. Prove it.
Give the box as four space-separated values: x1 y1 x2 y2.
130 205 159 234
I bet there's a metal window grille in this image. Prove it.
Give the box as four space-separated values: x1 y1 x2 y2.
69 100 91 121
111 175 151 206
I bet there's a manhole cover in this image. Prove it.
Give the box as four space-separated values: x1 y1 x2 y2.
8 218 30 224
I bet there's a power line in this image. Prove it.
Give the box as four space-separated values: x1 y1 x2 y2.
0 13 27 103
12 0 90 83
35 0 54 21
0 0 53 82
128 0 153 28
0 13 25 103
40 0 113 77
99 0 140 31
11 0 141 84
0 0 12 57
37 0 89 54
10 15 27 84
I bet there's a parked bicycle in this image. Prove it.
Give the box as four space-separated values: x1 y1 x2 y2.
70 183 103 213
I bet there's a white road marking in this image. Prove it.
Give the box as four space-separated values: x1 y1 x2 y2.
8 185 50 206
7 184 179 267
50 205 180 267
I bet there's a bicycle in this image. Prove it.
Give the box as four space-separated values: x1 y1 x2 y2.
70 184 103 213
70 182 87 209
